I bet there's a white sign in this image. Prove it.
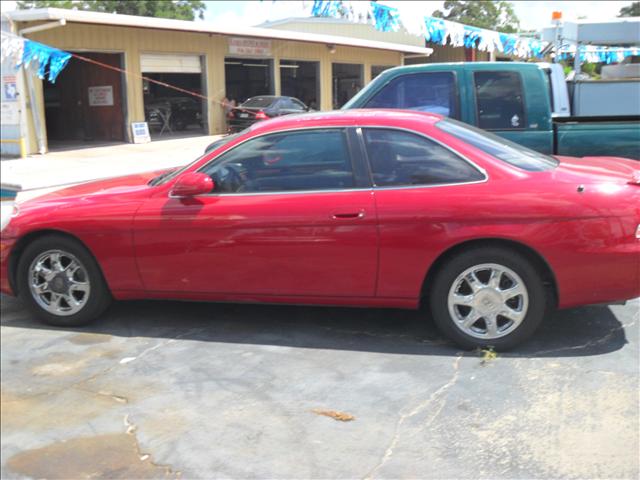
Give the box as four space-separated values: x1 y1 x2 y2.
1 102 20 124
131 122 151 144
88 85 114 107
3 75 18 101
228 37 272 56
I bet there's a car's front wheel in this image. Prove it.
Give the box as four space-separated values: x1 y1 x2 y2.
429 247 547 350
17 235 111 326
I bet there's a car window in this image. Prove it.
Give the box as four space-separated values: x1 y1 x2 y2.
473 71 526 130
200 129 355 193
436 118 558 171
362 128 484 187
243 96 276 108
364 72 459 119
282 98 306 111
294 99 307 110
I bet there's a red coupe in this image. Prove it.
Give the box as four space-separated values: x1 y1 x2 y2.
1 111 639 349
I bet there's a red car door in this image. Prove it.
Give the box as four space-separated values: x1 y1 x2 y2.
133 128 378 297
359 127 488 298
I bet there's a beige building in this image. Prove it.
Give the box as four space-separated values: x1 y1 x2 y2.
260 17 492 65
5 8 433 155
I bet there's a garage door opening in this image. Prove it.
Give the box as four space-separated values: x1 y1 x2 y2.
280 60 319 110
225 57 274 105
332 63 363 108
141 54 206 139
372 65 393 80
43 52 126 150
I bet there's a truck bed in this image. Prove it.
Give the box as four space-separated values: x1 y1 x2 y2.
554 117 640 159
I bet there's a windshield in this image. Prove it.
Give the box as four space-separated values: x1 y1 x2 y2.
242 96 276 108
148 158 202 187
205 133 241 153
436 119 558 172
149 134 242 186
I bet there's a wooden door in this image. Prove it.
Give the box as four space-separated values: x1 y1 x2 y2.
45 52 124 142
81 53 124 141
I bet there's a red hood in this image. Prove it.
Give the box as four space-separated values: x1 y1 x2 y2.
20 169 169 205
553 156 640 185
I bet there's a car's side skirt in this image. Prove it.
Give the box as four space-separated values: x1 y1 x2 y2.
111 290 420 310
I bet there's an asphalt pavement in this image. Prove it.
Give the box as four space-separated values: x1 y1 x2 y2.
1 295 638 479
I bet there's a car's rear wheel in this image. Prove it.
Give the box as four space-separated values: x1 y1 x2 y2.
17 235 111 327
429 247 547 350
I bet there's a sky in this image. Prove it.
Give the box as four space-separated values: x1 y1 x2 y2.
1 1 635 31
202 1 634 30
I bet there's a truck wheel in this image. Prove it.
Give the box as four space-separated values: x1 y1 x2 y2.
428 247 547 350
17 235 112 327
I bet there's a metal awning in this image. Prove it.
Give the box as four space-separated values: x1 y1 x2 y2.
7 8 433 56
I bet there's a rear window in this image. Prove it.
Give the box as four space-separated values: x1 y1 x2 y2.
364 72 459 119
437 119 558 172
242 97 276 108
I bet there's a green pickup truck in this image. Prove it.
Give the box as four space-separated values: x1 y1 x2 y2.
343 62 640 159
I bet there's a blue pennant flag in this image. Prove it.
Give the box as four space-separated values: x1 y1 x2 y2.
18 38 72 83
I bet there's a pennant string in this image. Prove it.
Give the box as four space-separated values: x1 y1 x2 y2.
307 0 638 62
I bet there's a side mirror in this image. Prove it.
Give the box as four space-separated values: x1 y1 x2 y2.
170 172 213 197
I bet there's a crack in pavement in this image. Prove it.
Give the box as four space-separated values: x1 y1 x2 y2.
123 413 180 477
4 328 206 403
73 386 129 404
119 328 206 365
363 353 464 480
527 318 637 356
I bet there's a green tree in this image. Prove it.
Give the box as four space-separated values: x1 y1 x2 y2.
618 1 640 17
16 0 206 21
432 0 521 33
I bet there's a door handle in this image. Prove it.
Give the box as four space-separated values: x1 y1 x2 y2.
332 210 365 219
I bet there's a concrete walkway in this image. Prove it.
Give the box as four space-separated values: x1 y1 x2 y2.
1 134 221 202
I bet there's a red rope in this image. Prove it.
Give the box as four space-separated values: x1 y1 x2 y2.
71 52 245 112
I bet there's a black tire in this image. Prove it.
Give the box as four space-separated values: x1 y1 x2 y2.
428 247 548 351
16 234 112 327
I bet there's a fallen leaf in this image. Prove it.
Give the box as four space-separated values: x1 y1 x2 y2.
479 347 498 366
312 408 355 422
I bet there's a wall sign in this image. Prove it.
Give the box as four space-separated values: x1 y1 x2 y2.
88 85 114 107
228 37 272 56
3 75 18 101
131 122 151 144
1 102 20 124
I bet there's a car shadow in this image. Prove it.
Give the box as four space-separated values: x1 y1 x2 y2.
0 295 632 358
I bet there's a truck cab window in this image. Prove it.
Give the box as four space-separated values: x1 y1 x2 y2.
364 72 459 119
473 71 526 130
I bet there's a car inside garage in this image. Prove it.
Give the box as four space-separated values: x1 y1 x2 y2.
141 53 206 138
280 60 320 110
224 57 274 105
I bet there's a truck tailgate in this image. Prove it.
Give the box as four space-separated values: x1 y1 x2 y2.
554 119 640 160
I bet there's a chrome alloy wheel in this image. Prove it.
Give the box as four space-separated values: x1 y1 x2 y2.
447 263 529 340
29 250 91 316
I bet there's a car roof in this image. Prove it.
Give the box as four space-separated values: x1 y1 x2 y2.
244 95 301 101
247 109 443 134
244 95 279 100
